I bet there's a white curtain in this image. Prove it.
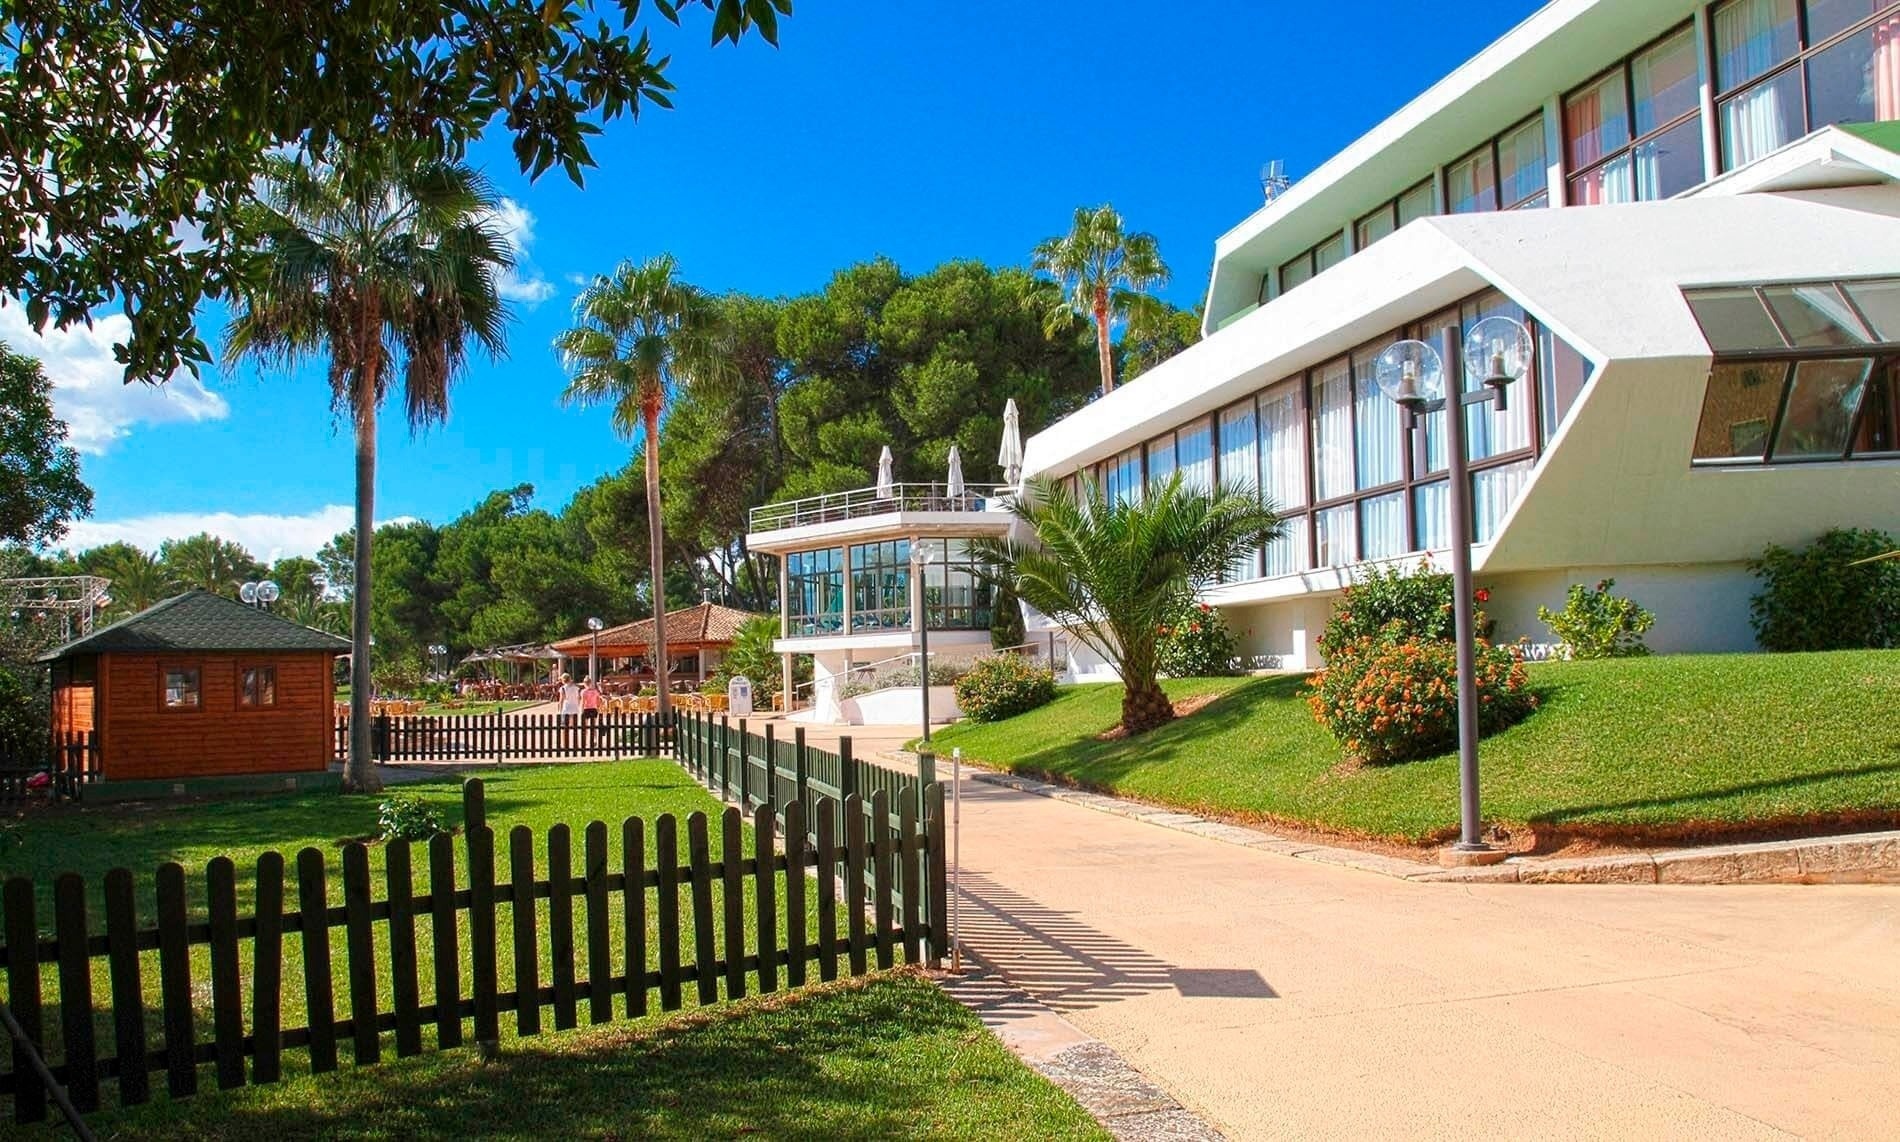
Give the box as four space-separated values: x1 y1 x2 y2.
1219 403 1260 581
1414 482 1449 552
1316 505 1355 568
1473 461 1533 543
1146 435 1176 490
1881 15 1900 121
1311 361 1353 501
1353 348 1403 489
1360 491 1406 561
1258 385 1307 577
1177 418 1214 494
1717 0 1796 167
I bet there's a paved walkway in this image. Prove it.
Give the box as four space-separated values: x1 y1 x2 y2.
948 771 1900 1140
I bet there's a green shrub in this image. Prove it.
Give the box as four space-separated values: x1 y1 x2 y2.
1538 579 1655 659
1306 637 1537 764
1318 560 1490 659
1156 600 1237 677
377 793 447 843
1750 527 1900 651
953 655 1058 723
0 669 42 756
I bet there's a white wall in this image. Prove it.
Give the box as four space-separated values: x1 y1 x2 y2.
839 685 962 727
1222 598 1333 671
1481 563 1760 654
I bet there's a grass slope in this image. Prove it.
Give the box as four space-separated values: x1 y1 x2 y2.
82 971 1108 1141
931 652 1900 843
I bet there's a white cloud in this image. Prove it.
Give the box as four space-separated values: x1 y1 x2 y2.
0 302 229 453
61 504 417 563
484 198 556 306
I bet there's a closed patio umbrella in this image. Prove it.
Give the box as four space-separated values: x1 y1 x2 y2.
876 445 895 497
998 398 1024 486
946 444 965 499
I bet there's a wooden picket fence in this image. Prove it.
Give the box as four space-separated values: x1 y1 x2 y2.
0 777 947 1127
0 733 100 804
332 711 674 765
672 711 933 840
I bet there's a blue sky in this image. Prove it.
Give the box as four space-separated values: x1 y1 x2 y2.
34 0 1541 560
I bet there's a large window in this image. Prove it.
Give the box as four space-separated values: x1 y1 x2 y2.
1687 276 1900 464
1353 179 1436 253
1566 23 1706 203
849 540 910 631
1063 288 1580 583
1103 446 1144 505
1448 114 1550 214
1716 0 1900 170
919 540 994 630
1278 230 1348 295
786 547 845 636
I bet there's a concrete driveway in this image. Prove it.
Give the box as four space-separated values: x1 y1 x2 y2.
947 773 1900 1140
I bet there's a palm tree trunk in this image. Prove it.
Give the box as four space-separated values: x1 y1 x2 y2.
1120 674 1174 735
644 397 671 723
346 390 383 794
1093 289 1115 397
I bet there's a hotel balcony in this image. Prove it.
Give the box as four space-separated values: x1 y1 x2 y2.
744 481 1016 554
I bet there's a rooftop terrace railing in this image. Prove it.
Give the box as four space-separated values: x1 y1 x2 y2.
748 482 1011 533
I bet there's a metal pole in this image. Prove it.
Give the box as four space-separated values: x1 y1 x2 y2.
1440 325 1486 852
589 632 599 685
952 746 962 973
915 542 933 743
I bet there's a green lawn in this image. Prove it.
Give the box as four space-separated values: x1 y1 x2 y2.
80 971 1105 1141
930 651 1900 843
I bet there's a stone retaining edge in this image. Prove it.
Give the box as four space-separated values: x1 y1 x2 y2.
969 771 1900 886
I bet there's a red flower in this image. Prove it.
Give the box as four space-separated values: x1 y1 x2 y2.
1474 588 1492 604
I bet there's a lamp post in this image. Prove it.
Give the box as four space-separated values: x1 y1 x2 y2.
585 616 604 684
239 580 280 610
427 644 448 681
909 539 939 743
1374 316 1532 858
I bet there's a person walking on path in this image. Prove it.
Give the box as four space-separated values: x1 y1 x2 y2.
558 674 582 719
580 678 602 724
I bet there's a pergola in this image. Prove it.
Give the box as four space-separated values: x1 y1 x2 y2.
459 643 560 682
549 602 758 687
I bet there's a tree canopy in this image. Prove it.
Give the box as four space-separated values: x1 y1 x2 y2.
0 340 91 547
0 0 789 386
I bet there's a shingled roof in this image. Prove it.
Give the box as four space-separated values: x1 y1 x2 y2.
549 602 760 656
39 590 351 662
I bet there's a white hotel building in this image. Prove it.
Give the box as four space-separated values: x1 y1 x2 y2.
749 0 1900 706
1019 0 1900 671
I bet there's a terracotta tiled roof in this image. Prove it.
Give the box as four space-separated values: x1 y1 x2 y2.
549 603 762 655
40 590 351 661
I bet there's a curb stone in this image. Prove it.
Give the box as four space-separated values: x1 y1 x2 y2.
968 770 1900 886
937 961 1226 1141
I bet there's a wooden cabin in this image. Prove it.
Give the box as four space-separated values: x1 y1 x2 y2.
41 590 349 785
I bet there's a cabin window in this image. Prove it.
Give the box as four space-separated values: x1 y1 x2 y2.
240 665 278 708
162 666 202 710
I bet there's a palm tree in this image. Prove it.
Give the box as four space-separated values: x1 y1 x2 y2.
555 255 726 722
157 533 262 596
1032 205 1170 397
973 474 1282 736
80 543 170 615
226 146 512 794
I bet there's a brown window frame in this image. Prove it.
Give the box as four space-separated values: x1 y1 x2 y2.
1563 20 1705 204
238 662 279 710
1711 0 1900 173
160 663 203 713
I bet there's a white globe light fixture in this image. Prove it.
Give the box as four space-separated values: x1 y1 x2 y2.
256 580 280 605
239 582 259 605
1465 315 1536 410
1374 340 1446 413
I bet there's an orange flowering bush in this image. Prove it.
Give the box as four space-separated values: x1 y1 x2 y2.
1306 636 1537 764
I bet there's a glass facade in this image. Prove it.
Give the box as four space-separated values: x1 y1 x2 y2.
919 540 995 630
850 539 911 631
1565 23 1706 204
1081 288 1589 579
1687 276 1900 464
786 547 845 636
1715 0 1900 170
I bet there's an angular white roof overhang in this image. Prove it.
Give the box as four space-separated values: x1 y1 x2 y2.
1025 187 1900 487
